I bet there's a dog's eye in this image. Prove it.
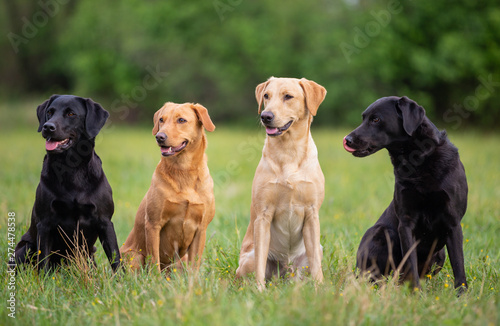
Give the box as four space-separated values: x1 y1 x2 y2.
177 118 187 124
263 93 269 100
371 117 380 123
159 118 164 123
284 94 294 100
67 111 76 117
46 110 54 118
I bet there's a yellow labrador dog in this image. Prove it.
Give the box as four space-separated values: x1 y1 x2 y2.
121 102 216 272
236 77 327 290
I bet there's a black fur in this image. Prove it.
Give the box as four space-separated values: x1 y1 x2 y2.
344 96 468 294
15 95 120 272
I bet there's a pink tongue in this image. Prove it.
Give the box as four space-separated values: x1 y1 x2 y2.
46 140 59 151
343 136 356 153
266 127 278 134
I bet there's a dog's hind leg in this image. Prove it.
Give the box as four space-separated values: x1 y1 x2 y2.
235 249 256 279
14 237 36 266
357 226 399 280
121 249 144 270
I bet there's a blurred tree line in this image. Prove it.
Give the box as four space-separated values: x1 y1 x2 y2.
1 0 499 127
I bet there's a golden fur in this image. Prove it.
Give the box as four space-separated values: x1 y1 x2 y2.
235 77 327 290
120 102 215 271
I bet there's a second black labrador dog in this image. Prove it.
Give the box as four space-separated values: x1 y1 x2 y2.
15 95 121 272
343 96 468 294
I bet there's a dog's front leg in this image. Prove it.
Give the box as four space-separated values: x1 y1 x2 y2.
303 206 324 283
446 224 468 294
397 216 420 289
254 211 273 291
187 228 207 271
144 214 162 272
98 219 121 272
36 221 53 272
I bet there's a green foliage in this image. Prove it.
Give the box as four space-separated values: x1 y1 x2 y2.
1 126 499 325
1 0 500 126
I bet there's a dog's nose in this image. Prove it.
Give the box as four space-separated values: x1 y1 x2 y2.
155 132 167 143
43 122 56 132
344 135 353 146
261 111 274 124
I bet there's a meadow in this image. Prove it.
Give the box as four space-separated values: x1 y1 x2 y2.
1 122 498 325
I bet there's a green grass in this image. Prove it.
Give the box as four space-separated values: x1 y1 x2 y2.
1 125 499 325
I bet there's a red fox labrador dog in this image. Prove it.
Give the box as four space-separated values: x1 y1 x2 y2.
121 102 216 271
236 77 327 290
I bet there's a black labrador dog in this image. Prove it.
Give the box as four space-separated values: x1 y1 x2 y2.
15 95 120 272
343 96 468 294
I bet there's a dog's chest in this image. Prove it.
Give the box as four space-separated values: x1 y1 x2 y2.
161 199 205 223
266 172 321 208
265 207 307 263
266 178 315 260
47 197 99 231
157 199 205 256
154 189 208 236
255 157 324 261
396 188 452 231
270 204 306 248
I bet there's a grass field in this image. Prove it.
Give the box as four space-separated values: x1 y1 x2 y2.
1 124 499 325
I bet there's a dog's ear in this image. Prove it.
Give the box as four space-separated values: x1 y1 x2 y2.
397 96 425 136
83 98 109 138
255 79 271 114
299 78 327 116
36 94 60 132
192 103 216 132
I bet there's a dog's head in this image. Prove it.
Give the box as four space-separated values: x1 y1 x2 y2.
152 102 215 157
343 96 426 157
255 77 326 137
36 95 109 153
